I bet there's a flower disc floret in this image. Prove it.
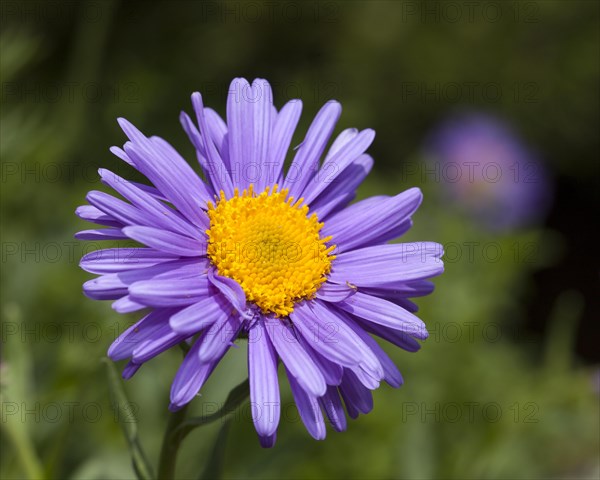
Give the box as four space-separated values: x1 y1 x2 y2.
206 184 335 316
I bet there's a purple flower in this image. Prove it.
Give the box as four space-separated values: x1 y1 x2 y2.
77 78 444 446
426 112 552 230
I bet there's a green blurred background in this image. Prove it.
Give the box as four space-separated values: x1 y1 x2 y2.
1 1 599 479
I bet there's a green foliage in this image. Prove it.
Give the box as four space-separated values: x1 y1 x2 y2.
1 1 598 479
103 359 154 480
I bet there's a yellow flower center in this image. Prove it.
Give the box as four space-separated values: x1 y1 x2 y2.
206 185 335 317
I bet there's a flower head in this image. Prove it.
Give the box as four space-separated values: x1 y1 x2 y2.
77 78 444 447
425 112 552 230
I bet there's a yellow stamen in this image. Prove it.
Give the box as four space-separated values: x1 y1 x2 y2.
206 184 335 317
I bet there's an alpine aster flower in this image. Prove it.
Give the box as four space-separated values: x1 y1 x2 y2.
77 78 444 447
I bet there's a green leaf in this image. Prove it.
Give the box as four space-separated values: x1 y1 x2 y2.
102 358 155 480
174 378 250 439
544 290 584 373
199 418 232 480
157 378 249 480
178 341 191 355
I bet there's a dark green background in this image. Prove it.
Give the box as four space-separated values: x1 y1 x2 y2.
1 1 599 479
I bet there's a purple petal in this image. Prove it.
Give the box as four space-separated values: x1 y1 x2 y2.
99 168 199 238
108 308 177 361
132 326 190 364
336 293 428 339
226 78 251 187
246 79 273 192
128 277 210 308
303 129 375 204
268 99 302 185
266 320 326 397
191 92 234 196
75 205 122 228
110 145 134 166
339 370 373 416
353 317 423 353
337 314 404 388
319 385 347 432
309 154 373 220
258 433 277 448
296 333 343 386
118 118 211 228
322 188 423 252
361 280 436 298
86 190 150 227
83 277 128 300
84 259 206 300
112 295 146 313
284 101 342 199
386 297 419 313
203 107 229 168
179 110 206 155
315 281 357 303
291 301 382 381
197 315 242 362
368 220 413 247
207 267 247 314
120 258 208 282
122 361 142 379
248 321 281 437
324 128 359 161
80 248 179 274
348 365 380 390
222 78 275 191
122 226 205 257
169 331 234 409
128 180 168 202
75 228 127 240
286 368 326 440
328 242 444 285
169 294 231 335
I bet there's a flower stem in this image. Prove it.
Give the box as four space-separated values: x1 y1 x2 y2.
0 393 45 480
157 404 190 480
155 378 250 479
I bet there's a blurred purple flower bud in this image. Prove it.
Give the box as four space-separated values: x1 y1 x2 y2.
425 112 552 231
